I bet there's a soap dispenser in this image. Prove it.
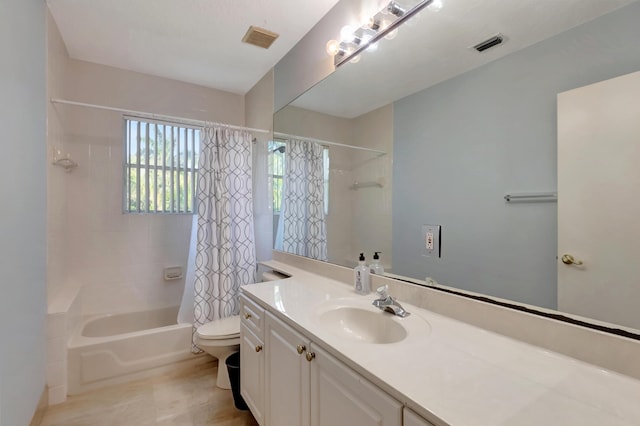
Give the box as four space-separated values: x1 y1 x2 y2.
370 252 385 275
354 253 371 295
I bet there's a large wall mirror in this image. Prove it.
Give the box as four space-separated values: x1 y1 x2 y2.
273 0 640 335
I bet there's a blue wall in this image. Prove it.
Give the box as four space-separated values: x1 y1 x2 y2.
392 2 640 308
0 0 47 424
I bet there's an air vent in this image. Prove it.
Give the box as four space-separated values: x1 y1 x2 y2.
473 34 505 52
242 26 279 49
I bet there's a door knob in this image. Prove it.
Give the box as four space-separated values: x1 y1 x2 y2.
296 344 306 354
255 345 263 353
306 352 316 362
561 254 583 266
244 313 252 319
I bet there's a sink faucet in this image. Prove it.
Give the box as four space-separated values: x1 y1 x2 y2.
372 285 410 317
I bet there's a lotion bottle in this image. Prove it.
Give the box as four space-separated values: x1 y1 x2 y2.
354 253 371 294
370 252 385 275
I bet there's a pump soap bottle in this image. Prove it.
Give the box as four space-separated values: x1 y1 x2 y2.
370 252 385 275
354 253 371 295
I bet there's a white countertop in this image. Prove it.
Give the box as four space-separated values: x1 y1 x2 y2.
242 261 640 426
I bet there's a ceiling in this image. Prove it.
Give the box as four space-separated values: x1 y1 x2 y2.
291 0 636 118
46 0 341 94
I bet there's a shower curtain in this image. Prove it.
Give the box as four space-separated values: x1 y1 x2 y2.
278 139 328 261
185 126 257 352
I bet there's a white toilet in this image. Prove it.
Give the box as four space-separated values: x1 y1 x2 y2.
195 315 241 389
195 270 288 389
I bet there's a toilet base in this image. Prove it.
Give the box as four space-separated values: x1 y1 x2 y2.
196 342 240 389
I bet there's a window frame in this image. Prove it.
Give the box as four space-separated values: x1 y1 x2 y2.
123 116 200 214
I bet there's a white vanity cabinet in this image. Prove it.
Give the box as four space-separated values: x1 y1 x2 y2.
265 312 311 425
309 343 403 426
240 295 265 425
403 408 436 426
241 293 422 426
263 310 402 426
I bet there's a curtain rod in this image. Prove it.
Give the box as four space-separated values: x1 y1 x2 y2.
50 98 271 134
273 132 387 156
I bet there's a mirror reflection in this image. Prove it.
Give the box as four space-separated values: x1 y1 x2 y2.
273 0 640 332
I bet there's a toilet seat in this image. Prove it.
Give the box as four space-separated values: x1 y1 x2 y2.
196 315 240 340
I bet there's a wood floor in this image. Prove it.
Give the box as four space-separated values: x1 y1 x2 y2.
40 359 258 426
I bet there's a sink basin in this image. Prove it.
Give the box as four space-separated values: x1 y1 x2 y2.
319 307 407 344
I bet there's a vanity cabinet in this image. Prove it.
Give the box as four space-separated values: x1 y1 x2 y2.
240 296 265 425
309 343 402 425
241 293 426 426
265 312 311 426
262 310 401 426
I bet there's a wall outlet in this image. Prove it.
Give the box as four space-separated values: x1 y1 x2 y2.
421 225 441 258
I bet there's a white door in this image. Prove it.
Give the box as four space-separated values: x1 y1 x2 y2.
265 312 310 426
309 344 402 426
240 323 264 425
557 70 640 329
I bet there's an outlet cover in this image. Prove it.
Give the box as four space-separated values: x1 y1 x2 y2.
421 225 441 258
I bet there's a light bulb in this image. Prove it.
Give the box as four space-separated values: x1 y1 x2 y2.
384 28 399 40
360 34 378 52
326 40 340 56
340 25 356 42
368 17 380 31
378 18 392 31
429 0 443 11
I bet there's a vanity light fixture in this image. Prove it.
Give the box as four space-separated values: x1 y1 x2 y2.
327 0 434 67
385 1 406 17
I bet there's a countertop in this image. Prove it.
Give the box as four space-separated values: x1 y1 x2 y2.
242 261 640 426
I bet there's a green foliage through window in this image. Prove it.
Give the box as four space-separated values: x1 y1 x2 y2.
124 118 200 213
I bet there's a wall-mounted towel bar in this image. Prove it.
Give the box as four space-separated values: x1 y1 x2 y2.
504 192 557 202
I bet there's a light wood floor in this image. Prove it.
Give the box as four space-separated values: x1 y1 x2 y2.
40 359 258 426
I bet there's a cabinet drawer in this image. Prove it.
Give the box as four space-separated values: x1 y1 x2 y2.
240 294 265 340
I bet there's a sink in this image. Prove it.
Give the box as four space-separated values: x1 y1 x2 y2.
319 307 408 344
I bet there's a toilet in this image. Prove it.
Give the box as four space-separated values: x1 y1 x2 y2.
195 315 241 389
195 269 288 389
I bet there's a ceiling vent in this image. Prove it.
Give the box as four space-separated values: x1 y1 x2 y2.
242 26 279 49
473 34 505 52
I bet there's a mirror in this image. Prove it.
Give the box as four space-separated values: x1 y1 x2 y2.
273 0 640 333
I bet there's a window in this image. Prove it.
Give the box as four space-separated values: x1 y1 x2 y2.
124 118 200 213
268 140 286 214
268 140 330 215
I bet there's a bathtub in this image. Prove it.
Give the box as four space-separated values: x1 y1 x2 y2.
67 306 206 395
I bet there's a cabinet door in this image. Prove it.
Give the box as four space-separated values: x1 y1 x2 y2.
404 408 436 426
240 323 264 425
309 344 402 426
265 312 311 426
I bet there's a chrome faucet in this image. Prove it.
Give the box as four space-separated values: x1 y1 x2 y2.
372 285 410 317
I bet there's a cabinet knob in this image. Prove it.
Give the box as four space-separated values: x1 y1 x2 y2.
305 352 315 362
255 345 263 353
244 313 252 319
296 344 306 354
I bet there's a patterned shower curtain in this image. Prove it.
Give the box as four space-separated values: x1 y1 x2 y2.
192 126 257 352
280 139 328 261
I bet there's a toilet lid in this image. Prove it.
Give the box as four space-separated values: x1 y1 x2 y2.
196 315 241 340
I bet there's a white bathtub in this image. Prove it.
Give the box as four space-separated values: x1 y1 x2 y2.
68 306 206 395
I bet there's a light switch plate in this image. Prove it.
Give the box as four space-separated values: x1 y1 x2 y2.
421 225 441 258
